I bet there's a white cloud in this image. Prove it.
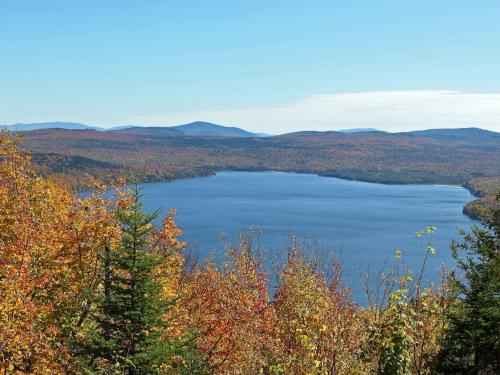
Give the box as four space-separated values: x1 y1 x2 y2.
128 90 500 134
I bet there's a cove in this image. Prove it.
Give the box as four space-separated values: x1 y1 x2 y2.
139 171 476 303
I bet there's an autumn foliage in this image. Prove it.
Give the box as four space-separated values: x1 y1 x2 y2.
0 132 187 373
0 132 117 372
1 131 498 374
182 244 273 374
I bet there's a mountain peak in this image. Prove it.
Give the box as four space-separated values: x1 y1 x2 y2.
171 121 258 137
339 128 380 133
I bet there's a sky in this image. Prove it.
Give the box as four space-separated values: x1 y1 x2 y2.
1 0 500 133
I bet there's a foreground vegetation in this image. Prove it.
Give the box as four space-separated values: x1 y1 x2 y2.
1 131 499 374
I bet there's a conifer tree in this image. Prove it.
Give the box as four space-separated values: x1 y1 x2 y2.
82 185 175 374
436 197 500 374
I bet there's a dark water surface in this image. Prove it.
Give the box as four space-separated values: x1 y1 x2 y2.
140 171 475 303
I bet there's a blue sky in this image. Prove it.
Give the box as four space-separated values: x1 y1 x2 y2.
2 0 500 133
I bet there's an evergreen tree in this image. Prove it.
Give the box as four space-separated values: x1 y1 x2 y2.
436 196 500 374
82 186 175 374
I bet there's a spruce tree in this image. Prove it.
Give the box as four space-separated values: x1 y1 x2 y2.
436 197 500 374
83 186 175 374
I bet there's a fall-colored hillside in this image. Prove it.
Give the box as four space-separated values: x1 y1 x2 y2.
19 127 500 217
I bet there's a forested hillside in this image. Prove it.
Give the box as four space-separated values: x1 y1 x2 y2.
18 127 500 218
2 130 499 374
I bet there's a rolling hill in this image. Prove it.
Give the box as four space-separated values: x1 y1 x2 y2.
112 126 184 136
339 128 380 133
17 127 499 182
404 127 500 140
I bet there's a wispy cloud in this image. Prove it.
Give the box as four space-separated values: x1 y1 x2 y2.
128 90 500 133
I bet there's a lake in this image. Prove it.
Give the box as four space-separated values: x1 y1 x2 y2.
140 171 476 303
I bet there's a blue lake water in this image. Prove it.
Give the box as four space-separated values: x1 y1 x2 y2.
140 171 476 303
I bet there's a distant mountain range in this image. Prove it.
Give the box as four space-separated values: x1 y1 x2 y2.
1 122 98 132
1 121 259 137
2 121 499 140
